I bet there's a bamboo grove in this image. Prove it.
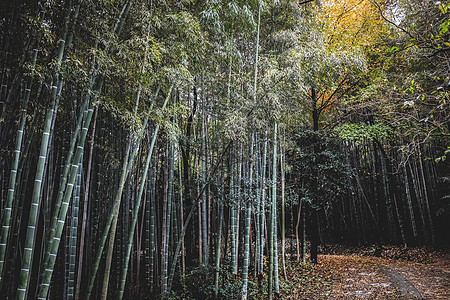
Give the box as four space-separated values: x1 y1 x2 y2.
0 0 449 299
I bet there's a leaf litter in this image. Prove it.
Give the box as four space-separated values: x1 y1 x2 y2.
280 246 450 299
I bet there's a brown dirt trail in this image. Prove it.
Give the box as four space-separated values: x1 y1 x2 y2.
323 254 450 299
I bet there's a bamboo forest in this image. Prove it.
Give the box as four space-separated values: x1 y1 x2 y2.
1 0 449 299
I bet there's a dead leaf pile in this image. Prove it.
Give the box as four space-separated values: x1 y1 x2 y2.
279 248 450 299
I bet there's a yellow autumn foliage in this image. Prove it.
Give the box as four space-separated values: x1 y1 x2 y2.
319 0 386 50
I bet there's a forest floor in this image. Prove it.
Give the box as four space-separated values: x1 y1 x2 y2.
281 245 450 299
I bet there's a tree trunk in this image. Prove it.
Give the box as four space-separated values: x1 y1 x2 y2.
296 197 302 262
310 87 319 264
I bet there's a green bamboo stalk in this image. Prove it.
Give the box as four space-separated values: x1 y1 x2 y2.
178 150 186 276
268 122 277 299
273 191 280 295
136 168 146 294
166 142 233 296
201 116 208 266
259 134 267 274
40 1 139 288
67 161 82 299
37 71 103 300
17 6 71 295
118 95 162 300
254 135 260 279
162 140 175 299
244 2 260 297
230 146 237 275
171 173 179 262
65 193 71 299
0 45 38 284
214 172 224 299
280 131 287 279
241 135 254 300
87 85 169 300
197 160 202 265
235 149 242 274
144 163 152 283
37 9 138 293
148 154 157 291
37 103 95 300
39 9 93 276
43 119 55 239
42 96 90 271
17 100 57 300
133 22 155 295
6 111 38 289
100 140 132 300
74 106 98 300
101 85 166 300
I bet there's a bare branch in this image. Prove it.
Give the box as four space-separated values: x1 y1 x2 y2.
299 0 315 5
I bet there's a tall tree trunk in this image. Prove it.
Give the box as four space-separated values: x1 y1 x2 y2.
379 146 396 243
418 150 435 246
310 87 319 264
296 197 302 262
302 199 306 263
402 166 417 240
409 160 428 242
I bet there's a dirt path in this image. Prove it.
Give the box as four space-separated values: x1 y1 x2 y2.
379 266 422 299
321 254 450 299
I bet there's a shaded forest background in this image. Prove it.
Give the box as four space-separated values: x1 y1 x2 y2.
0 0 449 299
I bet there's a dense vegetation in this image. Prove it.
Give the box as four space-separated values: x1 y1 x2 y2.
0 0 449 299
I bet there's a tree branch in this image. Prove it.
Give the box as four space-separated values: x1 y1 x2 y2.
317 73 350 113
299 0 315 5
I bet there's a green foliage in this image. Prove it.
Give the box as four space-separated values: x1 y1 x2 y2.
335 0 450 155
435 146 450 163
173 265 259 300
2 0 449 298
334 123 391 145
200 1 256 35
282 186 299 208
287 130 352 210
99 97 143 134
